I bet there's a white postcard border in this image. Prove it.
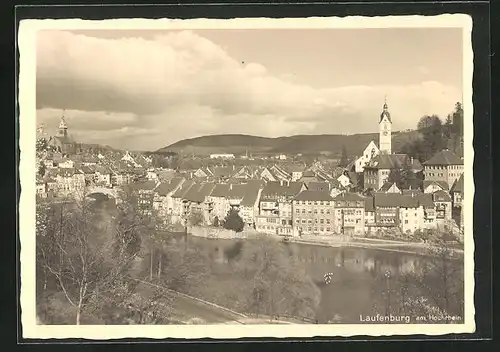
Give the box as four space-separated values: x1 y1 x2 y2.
19 14 475 339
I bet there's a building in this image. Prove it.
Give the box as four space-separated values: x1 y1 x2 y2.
378 182 401 194
432 190 453 224
170 180 196 224
423 149 464 189
373 193 436 234
364 154 422 190
182 183 216 225
379 99 392 154
210 153 235 159
354 141 380 173
423 180 449 194
130 180 160 216
332 192 366 236
153 177 185 220
450 173 464 208
54 168 86 198
48 113 78 155
256 181 305 236
292 190 335 236
364 196 376 231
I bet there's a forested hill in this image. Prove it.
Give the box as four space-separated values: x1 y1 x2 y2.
157 131 419 158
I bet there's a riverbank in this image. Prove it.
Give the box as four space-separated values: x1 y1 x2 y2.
186 227 464 257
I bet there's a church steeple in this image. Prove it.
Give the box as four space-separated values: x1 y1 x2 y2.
379 97 392 154
57 110 68 137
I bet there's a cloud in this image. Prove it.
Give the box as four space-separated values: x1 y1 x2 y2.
36 30 462 150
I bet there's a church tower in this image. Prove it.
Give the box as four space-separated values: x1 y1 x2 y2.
379 98 392 154
57 111 68 138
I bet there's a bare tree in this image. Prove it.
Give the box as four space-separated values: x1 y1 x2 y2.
37 197 141 324
235 236 320 320
398 230 464 322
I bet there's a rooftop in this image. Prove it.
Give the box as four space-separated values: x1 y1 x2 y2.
294 190 333 202
424 149 464 166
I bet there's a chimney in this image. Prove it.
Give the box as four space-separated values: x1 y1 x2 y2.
280 180 283 186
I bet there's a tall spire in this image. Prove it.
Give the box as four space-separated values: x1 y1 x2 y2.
57 109 68 138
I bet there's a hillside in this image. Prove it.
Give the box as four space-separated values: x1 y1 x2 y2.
157 131 421 158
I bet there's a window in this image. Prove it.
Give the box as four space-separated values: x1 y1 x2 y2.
326 209 331 214
308 209 312 214
314 227 318 232
302 219 306 224
320 219 324 224
320 227 324 232
302 209 305 214
315 219 318 224
405 220 408 224
314 209 318 214
320 209 324 214
308 219 312 224
307 227 311 231
327 219 331 224
327 227 331 232
296 209 300 214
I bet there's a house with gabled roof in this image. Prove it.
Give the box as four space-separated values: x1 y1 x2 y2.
423 149 464 189
432 190 453 223
170 180 196 224
354 141 380 173
372 192 436 234
364 154 422 191
152 177 186 219
181 182 216 225
450 173 464 208
256 181 306 236
423 180 449 194
378 181 401 194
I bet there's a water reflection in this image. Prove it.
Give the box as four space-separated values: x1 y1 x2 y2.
186 236 464 324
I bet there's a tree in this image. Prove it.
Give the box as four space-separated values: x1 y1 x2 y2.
452 102 463 136
235 236 321 320
223 208 245 233
339 145 348 168
38 163 46 179
213 216 220 227
188 211 204 227
398 230 464 321
37 199 141 325
36 137 48 152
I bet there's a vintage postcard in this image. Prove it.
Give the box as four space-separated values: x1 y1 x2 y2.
19 14 474 339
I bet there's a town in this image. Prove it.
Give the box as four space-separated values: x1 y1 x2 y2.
35 101 465 245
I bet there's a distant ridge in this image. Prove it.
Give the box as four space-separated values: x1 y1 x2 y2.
157 131 419 157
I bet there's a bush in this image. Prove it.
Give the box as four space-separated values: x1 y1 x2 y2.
223 208 244 233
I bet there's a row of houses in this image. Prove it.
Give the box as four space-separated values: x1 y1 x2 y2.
121 172 463 238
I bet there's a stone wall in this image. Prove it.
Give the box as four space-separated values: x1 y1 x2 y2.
188 226 259 240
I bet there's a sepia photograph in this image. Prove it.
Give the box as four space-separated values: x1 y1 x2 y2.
18 14 474 339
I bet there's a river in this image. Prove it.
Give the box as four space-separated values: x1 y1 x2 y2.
92 196 465 324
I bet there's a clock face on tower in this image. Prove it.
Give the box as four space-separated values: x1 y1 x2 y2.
383 131 388 136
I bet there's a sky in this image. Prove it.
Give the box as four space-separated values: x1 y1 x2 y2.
36 27 463 151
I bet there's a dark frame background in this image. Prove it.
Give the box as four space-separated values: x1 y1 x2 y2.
9 0 492 347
